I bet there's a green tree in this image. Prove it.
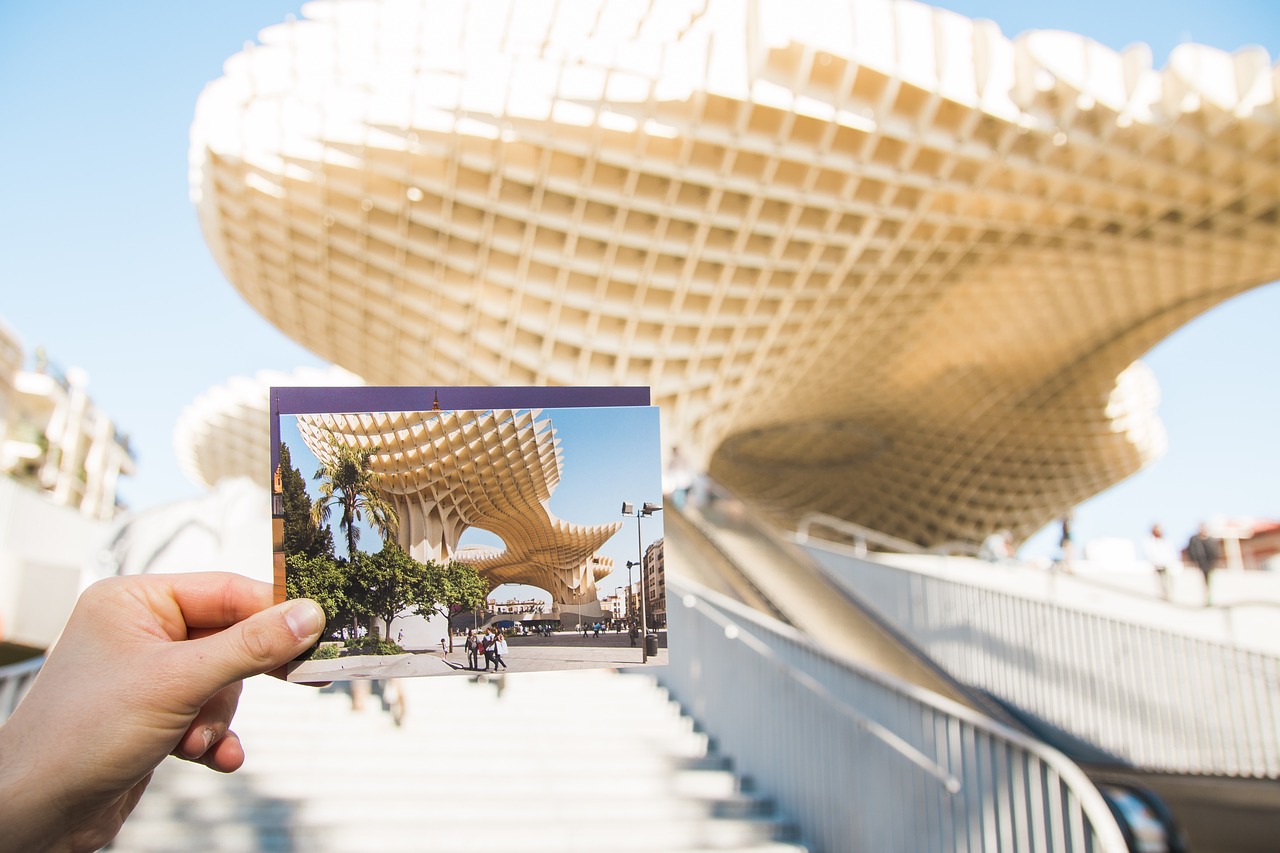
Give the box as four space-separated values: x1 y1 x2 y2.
345 542 427 646
279 442 334 559
344 543 490 653
310 435 398 559
415 558 489 652
285 551 347 636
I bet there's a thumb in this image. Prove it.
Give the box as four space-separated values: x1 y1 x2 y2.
188 598 326 692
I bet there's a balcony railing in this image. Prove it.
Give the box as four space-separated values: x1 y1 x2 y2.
798 517 1280 779
662 577 1127 852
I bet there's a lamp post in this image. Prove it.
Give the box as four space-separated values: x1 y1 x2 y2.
622 501 662 663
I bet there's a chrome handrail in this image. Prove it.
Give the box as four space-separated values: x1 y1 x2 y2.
796 511 982 557
678 590 962 793
662 577 1128 852
802 536 1280 778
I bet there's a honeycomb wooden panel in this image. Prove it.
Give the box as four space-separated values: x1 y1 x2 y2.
296 409 622 604
190 0 1280 546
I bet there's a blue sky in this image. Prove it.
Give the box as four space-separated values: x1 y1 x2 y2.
1 1 1277 565
280 406 663 601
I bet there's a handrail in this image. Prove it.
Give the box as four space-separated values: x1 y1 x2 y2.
0 655 44 723
662 577 1128 852
797 511 982 557
801 536 1280 778
678 590 961 793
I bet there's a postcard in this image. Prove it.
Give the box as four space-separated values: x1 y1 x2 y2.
270 387 669 681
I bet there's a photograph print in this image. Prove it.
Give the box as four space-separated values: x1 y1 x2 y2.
271 386 668 682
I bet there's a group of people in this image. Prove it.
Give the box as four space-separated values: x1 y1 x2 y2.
983 518 1226 606
463 627 509 671
1144 523 1223 605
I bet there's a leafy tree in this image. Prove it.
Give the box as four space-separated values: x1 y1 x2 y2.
345 542 428 646
279 442 334 559
310 435 398 559
415 558 489 652
285 551 348 634
344 543 490 653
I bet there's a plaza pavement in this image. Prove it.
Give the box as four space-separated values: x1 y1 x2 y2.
289 629 668 681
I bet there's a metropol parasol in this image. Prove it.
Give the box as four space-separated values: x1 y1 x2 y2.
185 0 1280 549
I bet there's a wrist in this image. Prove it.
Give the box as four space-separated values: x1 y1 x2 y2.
0 715 69 852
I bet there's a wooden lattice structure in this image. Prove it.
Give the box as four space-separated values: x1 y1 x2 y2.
190 0 1280 545
296 409 620 604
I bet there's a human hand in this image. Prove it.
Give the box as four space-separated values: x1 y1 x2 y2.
0 572 325 852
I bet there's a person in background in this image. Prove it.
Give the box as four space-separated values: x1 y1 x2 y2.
1187 524 1222 606
464 628 479 670
663 445 695 510
491 629 509 671
980 529 1014 564
1057 513 1075 574
1142 523 1179 600
0 573 325 852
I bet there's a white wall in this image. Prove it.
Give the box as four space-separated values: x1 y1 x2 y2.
0 477 109 649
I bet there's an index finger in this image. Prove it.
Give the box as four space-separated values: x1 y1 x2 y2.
160 572 276 629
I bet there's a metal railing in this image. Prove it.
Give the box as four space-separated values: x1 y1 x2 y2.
798 527 1280 779
0 655 43 723
661 577 1128 853
796 512 981 558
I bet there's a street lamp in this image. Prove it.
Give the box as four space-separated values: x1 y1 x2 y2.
622 501 662 663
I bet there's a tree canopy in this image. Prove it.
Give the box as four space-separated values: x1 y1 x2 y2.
284 551 348 633
279 441 334 560
310 435 398 558
345 542 489 645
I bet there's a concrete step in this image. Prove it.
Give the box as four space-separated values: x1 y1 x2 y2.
110 670 809 853
114 816 799 851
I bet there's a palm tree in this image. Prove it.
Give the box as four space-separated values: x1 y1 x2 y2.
311 436 399 559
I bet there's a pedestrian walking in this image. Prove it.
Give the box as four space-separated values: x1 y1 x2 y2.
465 629 479 670
1187 525 1222 606
492 629 509 671
1142 524 1179 600
482 628 497 670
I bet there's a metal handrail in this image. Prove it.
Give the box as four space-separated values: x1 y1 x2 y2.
797 512 982 557
801 536 1280 778
679 590 961 793
0 655 44 723
662 577 1128 852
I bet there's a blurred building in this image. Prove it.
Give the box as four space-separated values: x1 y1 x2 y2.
174 366 364 490
0 317 134 656
600 590 626 621
0 320 134 522
645 537 666 628
189 0 1280 548
1240 522 1280 572
625 580 643 623
1208 517 1280 572
487 597 548 615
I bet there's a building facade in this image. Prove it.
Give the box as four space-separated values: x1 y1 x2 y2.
644 538 666 628
0 319 133 521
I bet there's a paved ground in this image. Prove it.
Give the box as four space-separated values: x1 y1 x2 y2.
289 630 669 681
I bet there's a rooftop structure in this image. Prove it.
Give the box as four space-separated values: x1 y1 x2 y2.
191 0 1280 545
295 408 621 604
173 366 363 489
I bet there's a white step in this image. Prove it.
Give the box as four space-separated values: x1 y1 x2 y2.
110 671 809 852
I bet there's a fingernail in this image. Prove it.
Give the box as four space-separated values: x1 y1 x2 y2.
181 727 215 759
284 600 325 641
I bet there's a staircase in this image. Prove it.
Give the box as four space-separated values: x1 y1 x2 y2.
109 669 807 852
